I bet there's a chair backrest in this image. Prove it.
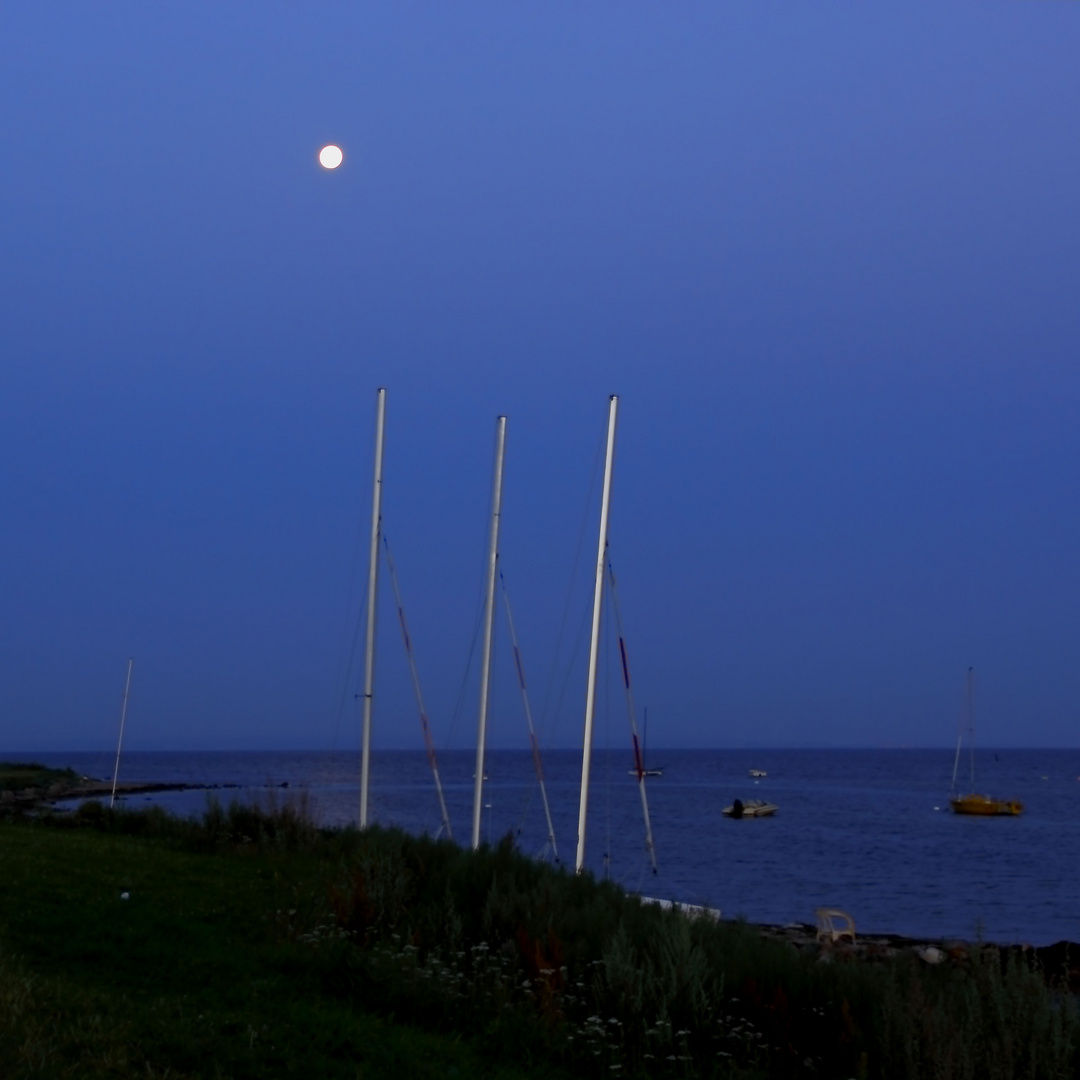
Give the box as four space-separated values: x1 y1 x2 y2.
815 908 856 944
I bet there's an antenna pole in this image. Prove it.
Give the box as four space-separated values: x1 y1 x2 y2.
360 387 387 829
472 415 507 849
576 395 618 874
109 658 134 809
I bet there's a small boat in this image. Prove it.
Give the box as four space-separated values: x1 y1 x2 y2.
949 793 1023 816
748 769 767 778
949 668 1023 817
626 708 664 777
723 798 777 818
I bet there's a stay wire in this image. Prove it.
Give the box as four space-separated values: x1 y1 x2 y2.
501 569 559 862
446 486 499 752
603 607 612 881
537 426 608 748
606 556 658 875
381 533 454 840
329 495 371 752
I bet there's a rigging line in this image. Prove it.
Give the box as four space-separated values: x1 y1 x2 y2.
549 601 596 739
603 617 612 880
968 667 976 793
381 533 454 841
538 426 608 746
331 583 368 753
445 592 485 751
950 669 967 797
447 491 498 752
329 481 371 751
606 557 659 876
500 570 559 862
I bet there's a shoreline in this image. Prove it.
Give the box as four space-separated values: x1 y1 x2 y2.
5 768 1076 977
750 919 1080 990
0 778 244 810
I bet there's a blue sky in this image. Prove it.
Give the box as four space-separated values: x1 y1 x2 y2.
2 2 1079 752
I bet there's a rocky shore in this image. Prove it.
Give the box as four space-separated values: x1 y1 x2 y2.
752 918 1080 991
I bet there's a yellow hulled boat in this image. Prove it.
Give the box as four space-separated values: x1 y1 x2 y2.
949 793 1023 816
948 668 1023 817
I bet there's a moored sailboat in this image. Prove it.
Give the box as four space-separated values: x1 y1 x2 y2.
949 667 1023 816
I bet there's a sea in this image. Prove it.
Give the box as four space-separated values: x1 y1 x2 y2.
13 747 1080 947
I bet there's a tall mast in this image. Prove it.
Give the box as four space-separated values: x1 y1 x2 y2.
359 387 387 829
575 394 618 874
472 415 508 849
950 665 975 796
967 666 976 791
109 657 134 809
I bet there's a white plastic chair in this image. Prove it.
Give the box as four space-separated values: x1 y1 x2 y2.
815 908 856 945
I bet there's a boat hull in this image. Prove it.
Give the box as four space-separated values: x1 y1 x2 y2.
723 799 778 818
949 794 1023 816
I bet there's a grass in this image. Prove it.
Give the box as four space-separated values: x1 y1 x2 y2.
0 798 1077 1079
0 761 78 794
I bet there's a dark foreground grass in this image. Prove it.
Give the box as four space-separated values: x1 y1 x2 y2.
0 799 1077 1079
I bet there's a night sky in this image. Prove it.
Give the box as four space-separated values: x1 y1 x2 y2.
2 3 1079 752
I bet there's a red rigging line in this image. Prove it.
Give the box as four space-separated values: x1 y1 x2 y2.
631 731 645 780
618 636 631 691
499 569 559 862
381 533 454 841
606 558 658 875
528 731 547 784
618 635 645 779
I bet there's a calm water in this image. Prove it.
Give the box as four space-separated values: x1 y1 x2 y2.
17 747 1080 946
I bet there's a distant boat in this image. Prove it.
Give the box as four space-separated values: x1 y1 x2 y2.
723 798 777 818
949 668 1023 817
748 769 767 778
627 706 664 777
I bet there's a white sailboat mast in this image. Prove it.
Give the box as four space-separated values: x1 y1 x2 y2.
359 387 387 829
950 665 976 796
575 394 618 875
472 415 508 850
109 657 134 809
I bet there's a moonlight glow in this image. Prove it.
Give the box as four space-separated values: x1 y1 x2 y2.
318 144 343 169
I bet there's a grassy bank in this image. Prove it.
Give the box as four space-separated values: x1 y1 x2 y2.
0 761 79 795
0 800 1076 1079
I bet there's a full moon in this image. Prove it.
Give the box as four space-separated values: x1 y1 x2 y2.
318 144 343 169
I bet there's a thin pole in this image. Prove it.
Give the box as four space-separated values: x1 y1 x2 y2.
576 395 619 874
109 658 134 809
472 415 507 850
360 387 387 829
